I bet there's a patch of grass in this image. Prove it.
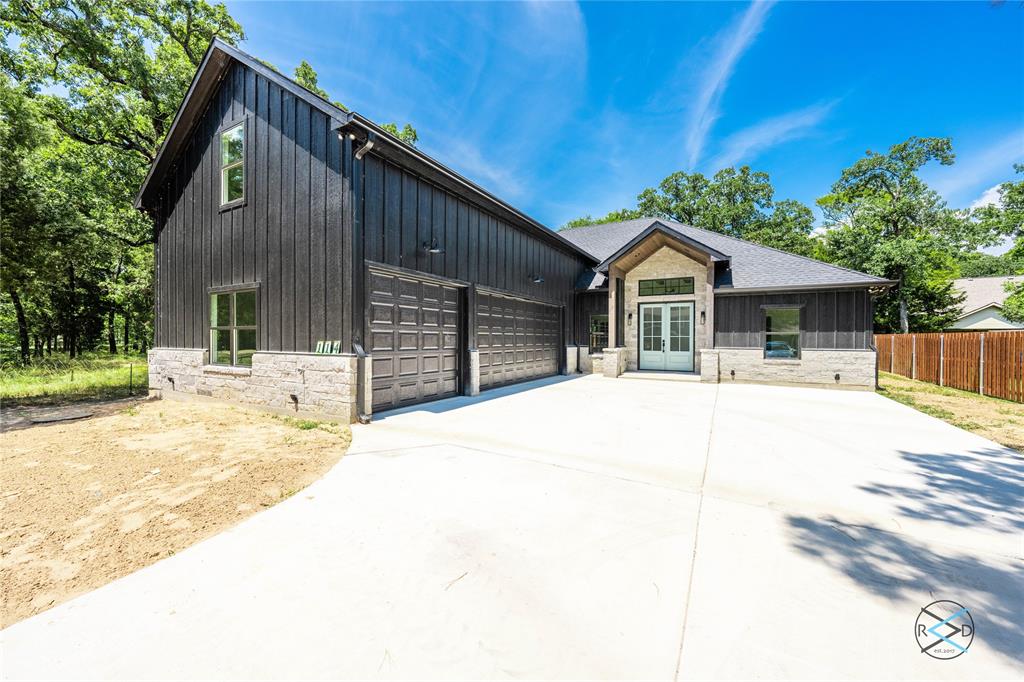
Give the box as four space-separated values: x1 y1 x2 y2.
878 371 1023 451
276 414 341 434
0 353 148 406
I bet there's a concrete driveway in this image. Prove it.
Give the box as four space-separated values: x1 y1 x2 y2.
2 376 1022 680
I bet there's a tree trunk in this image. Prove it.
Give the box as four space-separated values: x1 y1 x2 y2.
899 299 909 334
67 264 77 359
46 335 52 356
107 309 117 354
7 287 30 363
123 313 130 355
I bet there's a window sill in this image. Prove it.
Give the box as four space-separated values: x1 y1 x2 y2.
762 358 801 365
202 364 252 377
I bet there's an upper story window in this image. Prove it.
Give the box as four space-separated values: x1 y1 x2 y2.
764 306 800 359
220 122 244 206
639 277 694 296
211 289 257 366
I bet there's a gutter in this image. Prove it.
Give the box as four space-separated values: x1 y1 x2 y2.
713 280 898 295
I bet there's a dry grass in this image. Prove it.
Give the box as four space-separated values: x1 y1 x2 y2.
878 372 1024 451
0 399 349 627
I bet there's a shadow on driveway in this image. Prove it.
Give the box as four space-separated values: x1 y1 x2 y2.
786 443 1024 663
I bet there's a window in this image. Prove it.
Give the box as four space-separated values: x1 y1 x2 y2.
210 290 257 366
639 277 694 296
220 122 244 205
764 307 800 359
589 314 608 353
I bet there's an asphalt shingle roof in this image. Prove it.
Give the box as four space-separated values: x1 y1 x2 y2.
559 217 891 291
953 276 1022 315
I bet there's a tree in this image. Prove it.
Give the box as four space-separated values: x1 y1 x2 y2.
817 137 1006 333
561 166 818 257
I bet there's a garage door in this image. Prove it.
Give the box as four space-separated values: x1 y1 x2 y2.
477 292 560 389
367 268 462 411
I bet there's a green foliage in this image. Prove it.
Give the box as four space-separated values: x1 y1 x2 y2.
0 352 148 405
816 137 1001 332
380 122 419 147
1002 278 1024 323
561 166 818 257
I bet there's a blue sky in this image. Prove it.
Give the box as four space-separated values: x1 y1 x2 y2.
227 1 1024 232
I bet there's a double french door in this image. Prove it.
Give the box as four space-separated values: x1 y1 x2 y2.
638 302 694 371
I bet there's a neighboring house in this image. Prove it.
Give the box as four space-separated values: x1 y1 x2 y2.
138 40 894 423
949 276 1024 331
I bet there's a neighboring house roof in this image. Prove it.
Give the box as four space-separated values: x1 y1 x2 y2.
952 276 1022 317
559 217 894 292
135 39 596 263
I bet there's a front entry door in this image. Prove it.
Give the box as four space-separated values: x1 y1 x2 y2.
639 302 694 371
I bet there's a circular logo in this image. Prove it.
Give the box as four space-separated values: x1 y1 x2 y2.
916 600 974 659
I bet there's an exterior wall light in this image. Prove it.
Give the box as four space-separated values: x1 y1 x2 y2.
700 310 706 325
422 239 445 255
627 312 633 325
530 274 544 284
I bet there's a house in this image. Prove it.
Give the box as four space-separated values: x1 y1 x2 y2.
138 40 894 423
949 276 1024 331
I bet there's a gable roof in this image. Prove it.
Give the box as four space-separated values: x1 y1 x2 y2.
135 39 596 263
560 217 894 292
593 220 730 272
953 276 1022 316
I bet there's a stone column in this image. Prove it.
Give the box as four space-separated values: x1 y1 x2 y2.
564 346 578 374
700 349 720 383
467 349 480 396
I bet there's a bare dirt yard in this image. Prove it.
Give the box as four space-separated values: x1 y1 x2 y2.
0 398 350 628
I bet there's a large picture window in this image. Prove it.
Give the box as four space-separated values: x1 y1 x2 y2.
220 122 244 206
639 277 694 296
589 314 608 353
210 289 257 366
764 307 800 359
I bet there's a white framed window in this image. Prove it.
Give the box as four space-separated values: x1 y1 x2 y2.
220 122 245 206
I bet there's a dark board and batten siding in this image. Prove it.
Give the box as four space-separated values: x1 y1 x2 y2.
353 152 588 350
714 289 874 350
154 61 345 353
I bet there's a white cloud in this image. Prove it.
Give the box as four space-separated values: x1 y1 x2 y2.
706 100 837 171
926 129 1024 207
684 1 776 169
970 184 1003 210
433 139 526 199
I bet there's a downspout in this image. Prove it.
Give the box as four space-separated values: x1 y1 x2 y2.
352 342 371 424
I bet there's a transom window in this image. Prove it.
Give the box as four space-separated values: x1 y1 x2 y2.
220 122 244 205
764 307 800 359
589 314 608 353
211 290 257 366
639 277 694 296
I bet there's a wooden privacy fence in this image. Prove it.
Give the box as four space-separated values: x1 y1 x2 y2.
875 331 1024 402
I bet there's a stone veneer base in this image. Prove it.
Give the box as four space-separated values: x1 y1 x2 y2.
713 348 876 389
148 348 358 422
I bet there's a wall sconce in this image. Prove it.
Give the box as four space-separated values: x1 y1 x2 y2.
700 310 706 325
529 273 544 284
627 312 633 326
421 239 445 255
